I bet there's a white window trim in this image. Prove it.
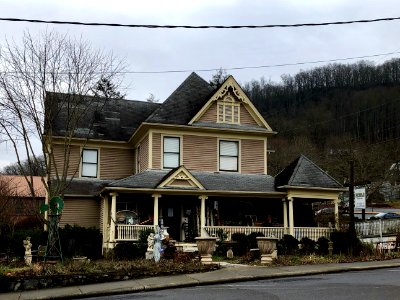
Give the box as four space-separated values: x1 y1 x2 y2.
217 95 241 124
80 147 100 178
161 135 182 170
218 139 240 173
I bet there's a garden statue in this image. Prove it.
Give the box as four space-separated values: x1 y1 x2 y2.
153 226 162 263
23 237 32 266
145 233 155 259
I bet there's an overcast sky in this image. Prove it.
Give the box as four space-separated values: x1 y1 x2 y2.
1 0 400 169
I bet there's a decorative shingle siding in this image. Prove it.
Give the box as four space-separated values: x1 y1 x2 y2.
139 135 149 171
183 135 217 172
241 139 265 174
100 148 134 179
240 105 258 126
198 102 218 123
152 132 161 169
51 144 80 177
60 198 100 228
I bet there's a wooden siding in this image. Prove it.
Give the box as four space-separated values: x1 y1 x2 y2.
240 105 258 126
51 144 80 178
59 198 100 228
241 139 265 174
198 102 218 123
183 135 217 172
139 135 149 171
152 132 161 169
100 148 134 179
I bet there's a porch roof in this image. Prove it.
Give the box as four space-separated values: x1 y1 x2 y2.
106 169 277 193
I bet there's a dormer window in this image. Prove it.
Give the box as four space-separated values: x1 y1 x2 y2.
217 96 240 124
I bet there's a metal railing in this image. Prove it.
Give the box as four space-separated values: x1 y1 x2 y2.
115 224 155 241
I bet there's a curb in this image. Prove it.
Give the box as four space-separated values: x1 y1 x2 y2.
2 260 400 300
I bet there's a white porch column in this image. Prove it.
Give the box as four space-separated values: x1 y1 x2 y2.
199 195 208 237
152 194 161 226
288 197 294 236
334 197 340 230
102 195 109 250
109 192 118 242
282 198 288 233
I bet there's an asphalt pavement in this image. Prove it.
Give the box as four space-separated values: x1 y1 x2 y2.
2 259 400 300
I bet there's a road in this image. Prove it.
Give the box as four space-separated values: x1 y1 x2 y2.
80 267 400 300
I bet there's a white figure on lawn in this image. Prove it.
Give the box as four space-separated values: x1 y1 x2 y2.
153 226 162 263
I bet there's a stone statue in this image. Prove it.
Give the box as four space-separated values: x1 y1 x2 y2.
147 233 154 251
23 237 32 266
153 226 162 263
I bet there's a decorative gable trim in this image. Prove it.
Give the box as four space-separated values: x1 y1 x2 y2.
189 76 273 131
157 166 205 189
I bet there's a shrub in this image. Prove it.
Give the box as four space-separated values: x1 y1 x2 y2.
299 237 316 254
59 225 102 260
231 233 248 256
330 231 362 256
113 242 146 260
277 235 299 255
0 228 46 258
316 237 329 255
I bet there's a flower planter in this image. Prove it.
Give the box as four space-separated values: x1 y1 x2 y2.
195 237 217 264
256 237 278 264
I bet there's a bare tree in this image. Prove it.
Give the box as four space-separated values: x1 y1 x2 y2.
0 31 125 219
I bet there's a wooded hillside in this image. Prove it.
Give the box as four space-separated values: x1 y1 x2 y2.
244 59 400 198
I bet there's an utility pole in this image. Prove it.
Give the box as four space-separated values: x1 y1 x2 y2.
349 160 355 236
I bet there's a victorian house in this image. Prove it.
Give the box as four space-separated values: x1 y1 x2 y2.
47 73 345 251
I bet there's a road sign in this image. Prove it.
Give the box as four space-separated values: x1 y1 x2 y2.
354 187 366 209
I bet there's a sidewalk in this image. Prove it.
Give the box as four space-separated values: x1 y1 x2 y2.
2 259 400 300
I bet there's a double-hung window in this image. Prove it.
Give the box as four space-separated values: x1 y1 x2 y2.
81 149 98 178
219 140 239 172
163 136 180 169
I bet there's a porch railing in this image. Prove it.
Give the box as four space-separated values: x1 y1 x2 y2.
204 226 286 241
204 226 334 241
293 227 334 241
116 224 155 241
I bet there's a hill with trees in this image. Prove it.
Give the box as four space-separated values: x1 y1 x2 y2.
243 59 400 201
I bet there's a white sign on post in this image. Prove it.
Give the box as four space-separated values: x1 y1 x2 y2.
354 187 366 209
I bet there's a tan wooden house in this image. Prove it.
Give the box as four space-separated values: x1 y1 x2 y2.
47 73 345 251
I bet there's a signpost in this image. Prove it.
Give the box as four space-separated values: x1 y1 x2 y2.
354 187 366 209
355 187 366 220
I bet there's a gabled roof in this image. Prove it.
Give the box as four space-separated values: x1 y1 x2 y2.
107 169 277 193
47 92 160 141
157 166 205 189
275 155 342 189
145 73 215 125
189 76 274 132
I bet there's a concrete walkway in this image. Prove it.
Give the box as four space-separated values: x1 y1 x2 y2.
2 259 400 300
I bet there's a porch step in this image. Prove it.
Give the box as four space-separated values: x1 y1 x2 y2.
175 242 198 253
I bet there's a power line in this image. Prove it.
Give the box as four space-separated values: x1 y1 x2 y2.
122 51 400 74
0 16 400 29
1 51 399 75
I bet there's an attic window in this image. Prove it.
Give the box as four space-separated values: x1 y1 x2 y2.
217 96 240 124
